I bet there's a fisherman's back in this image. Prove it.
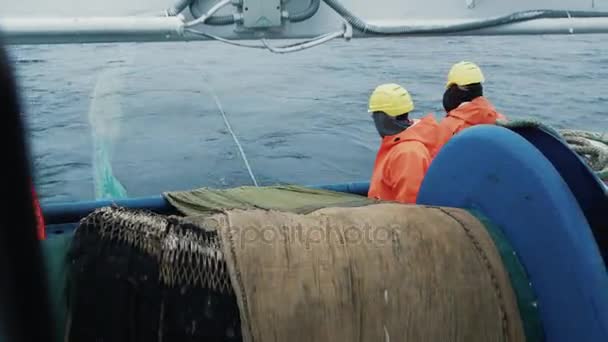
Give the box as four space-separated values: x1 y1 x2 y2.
442 96 506 136
369 115 448 203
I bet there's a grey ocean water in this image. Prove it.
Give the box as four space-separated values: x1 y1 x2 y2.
9 35 608 203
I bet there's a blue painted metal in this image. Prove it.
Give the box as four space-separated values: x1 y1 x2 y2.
314 181 370 196
42 182 370 225
43 196 170 225
417 124 608 342
508 125 608 264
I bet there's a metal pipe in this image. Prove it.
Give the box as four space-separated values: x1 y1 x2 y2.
42 181 370 225
1 17 608 45
0 17 185 45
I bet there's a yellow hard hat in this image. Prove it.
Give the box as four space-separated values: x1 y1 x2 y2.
368 83 415 117
446 61 485 88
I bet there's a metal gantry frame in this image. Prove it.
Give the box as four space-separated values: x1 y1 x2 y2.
1 0 608 47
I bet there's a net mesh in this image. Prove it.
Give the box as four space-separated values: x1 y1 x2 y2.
66 206 240 342
78 206 232 292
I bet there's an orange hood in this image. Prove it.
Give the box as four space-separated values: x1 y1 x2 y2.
381 114 451 157
441 97 506 136
447 97 505 126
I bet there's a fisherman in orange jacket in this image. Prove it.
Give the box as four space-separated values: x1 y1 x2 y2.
441 61 507 136
367 84 451 204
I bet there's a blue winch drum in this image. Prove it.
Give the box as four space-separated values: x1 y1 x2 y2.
418 124 608 342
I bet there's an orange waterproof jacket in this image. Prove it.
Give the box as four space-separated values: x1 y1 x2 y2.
441 97 506 136
368 115 451 204
32 185 45 240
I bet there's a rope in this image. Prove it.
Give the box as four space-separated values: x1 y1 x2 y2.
559 129 608 179
497 120 608 180
200 79 259 187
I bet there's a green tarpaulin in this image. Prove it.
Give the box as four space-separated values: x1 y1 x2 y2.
163 185 377 216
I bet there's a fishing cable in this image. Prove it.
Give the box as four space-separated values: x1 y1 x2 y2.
201 79 259 187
